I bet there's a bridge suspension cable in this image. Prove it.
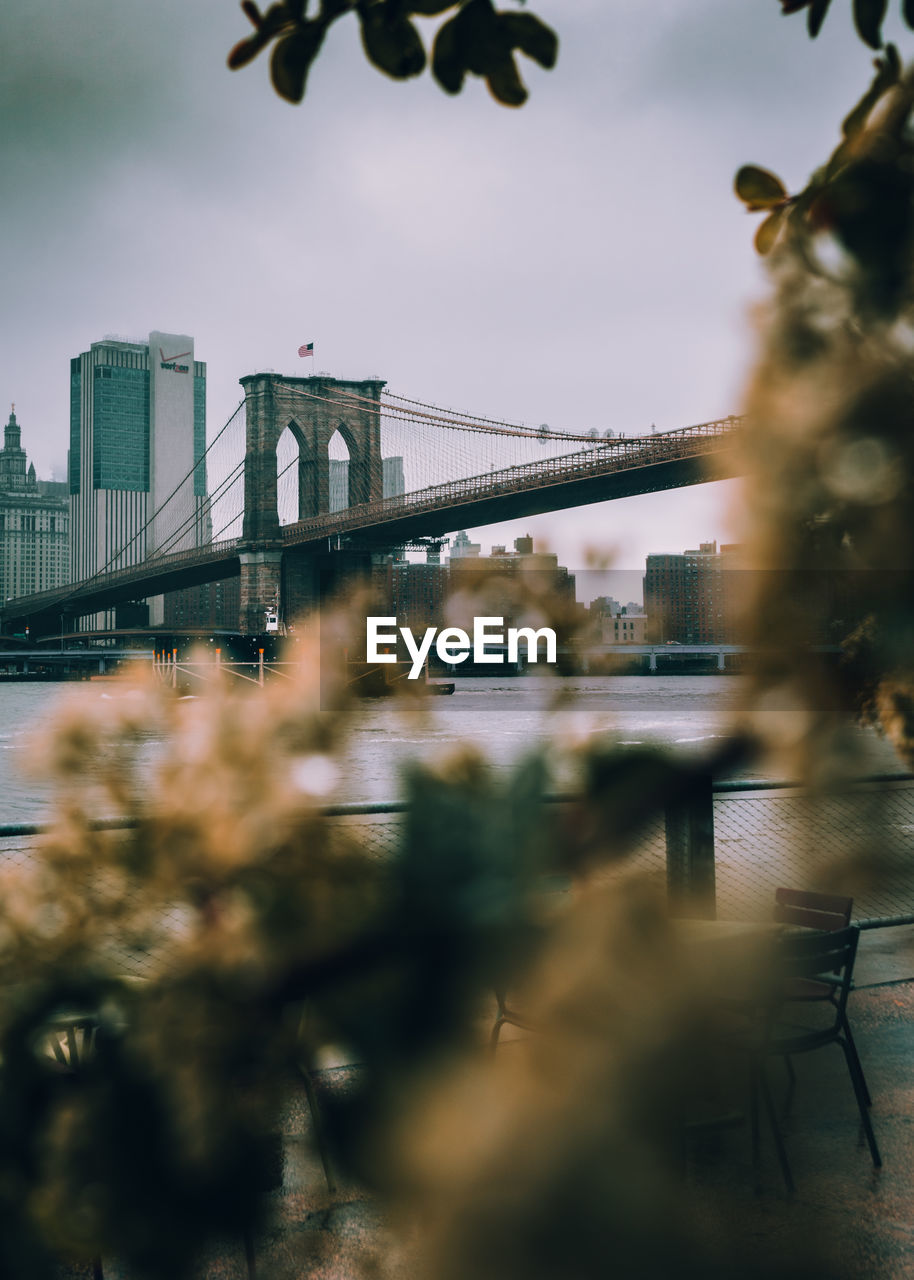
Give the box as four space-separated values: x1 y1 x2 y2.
15 374 739 622
45 400 247 614
269 378 739 525
273 378 610 443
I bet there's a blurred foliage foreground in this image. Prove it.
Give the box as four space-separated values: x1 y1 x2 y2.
12 30 914 1280
0 656 825 1280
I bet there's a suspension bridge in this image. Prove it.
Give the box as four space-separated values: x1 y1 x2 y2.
0 374 741 638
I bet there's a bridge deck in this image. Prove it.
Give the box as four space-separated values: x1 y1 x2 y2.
1 423 739 631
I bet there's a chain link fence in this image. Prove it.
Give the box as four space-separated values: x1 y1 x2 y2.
324 781 914 926
3 776 914 979
712 778 914 925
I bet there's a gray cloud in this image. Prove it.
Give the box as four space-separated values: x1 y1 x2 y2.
1 1 887 575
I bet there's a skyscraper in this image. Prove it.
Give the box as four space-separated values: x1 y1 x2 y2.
69 332 208 626
382 456 405 499
329 459 349 512
0 407 69 604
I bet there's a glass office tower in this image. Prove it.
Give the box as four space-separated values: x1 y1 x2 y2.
69 331 208 627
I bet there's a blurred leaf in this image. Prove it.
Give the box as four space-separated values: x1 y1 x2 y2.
431 11 465 92
457 0 503 77
734 165 789 210
906 0 914 28
807 0 833 36
228 30 271 68
853 0 887 47
270 22 325 102
500 12 559 68
841 43 900 138
431 1 554 102
755 205 788 254
232 0 554 105
358 3 426 79
262 0 304 35
486 53 527 106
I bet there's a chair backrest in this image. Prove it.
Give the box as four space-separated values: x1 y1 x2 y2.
773 887 853 933
776 924 860 1025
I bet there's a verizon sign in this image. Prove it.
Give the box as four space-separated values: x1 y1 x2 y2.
159 346 191 373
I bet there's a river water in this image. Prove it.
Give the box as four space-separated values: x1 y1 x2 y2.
0 675 903 825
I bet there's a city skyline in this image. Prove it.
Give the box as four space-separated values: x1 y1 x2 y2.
2 3 878 575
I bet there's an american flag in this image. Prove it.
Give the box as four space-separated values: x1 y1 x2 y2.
298 342 314 358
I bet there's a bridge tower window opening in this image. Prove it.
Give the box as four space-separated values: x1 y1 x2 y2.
328 427 350 514
276 424 301 526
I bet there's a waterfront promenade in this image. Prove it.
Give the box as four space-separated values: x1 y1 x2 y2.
56 925 914 1279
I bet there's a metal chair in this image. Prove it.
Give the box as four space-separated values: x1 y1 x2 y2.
773 887 870 1106
753 924 880 1193
773 886 852 934
490 986 537 1053
41 1011 106 1280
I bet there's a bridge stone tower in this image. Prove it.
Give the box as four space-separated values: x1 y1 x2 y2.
238 373 385 632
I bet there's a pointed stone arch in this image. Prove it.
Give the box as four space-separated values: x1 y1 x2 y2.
237 373 385 629
276 417 322 522
327 426 350 513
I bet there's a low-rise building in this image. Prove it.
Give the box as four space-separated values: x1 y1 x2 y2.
602 611 647 644
0 407 69 606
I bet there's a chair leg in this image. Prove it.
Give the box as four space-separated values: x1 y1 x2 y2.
839 1039 881 1168
841 1015 872 1107
243 1226 257 1280
759 1064 794 1194
749 1060 761 1178
780 1053 797 1111
297 1061 337 1193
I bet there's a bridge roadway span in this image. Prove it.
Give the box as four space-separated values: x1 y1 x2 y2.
2 421 738 633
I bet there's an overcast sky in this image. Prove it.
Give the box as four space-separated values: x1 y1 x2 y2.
1 1 886 596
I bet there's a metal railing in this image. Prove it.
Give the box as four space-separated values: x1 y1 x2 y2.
4 768 914 932
2 418 741 624
282 420 738 547
2 538 243 619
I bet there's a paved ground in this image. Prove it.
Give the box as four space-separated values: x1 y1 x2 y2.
56 925 914 1280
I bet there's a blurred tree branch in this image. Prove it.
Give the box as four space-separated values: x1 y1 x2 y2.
228 0 558 106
